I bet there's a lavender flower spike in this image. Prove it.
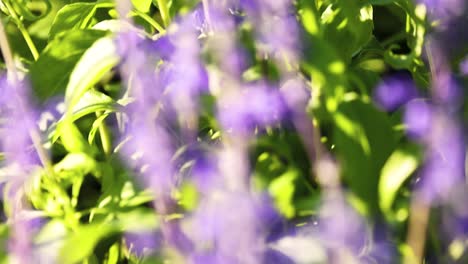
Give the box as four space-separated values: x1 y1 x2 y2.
0 75 42 264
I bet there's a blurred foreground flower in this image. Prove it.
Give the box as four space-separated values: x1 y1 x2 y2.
0 75 43 263
373 73 418 111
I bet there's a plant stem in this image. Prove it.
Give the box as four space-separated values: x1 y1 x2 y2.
17 23 39 60
2 1 39 60
381 30 407 47
156 0 170 27
0 17 16 76
96 111 112 156
129 10 165 33
405 198 430 264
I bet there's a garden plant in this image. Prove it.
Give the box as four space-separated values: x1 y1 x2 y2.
0 0 467 263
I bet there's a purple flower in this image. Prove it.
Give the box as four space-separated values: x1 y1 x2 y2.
121 120 176 192
189 191 266 264
167 62 209 98
280 77 310 113
220 48 249 78
218 83 286 135
0 77 41 167
418 0 465 21
115 31 143 60
461 58 468 76
433 70 462 106
116 30 177 194
438 186 468 243
0 76 43 174
404 99 433 140
241 0 299 65
201 2 238 33
238 0 260 13
125 231 162 257
38 96 65 130
263 249 294 264
373 74 418 111
269 192 391 263
419 112 465 203
257 13 299 56
0 74 45 264
191 154 221 194
144 35 175 61
317 194 368 255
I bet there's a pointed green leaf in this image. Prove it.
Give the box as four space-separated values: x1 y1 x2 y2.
379 144 420 216
131 0 152 13
49 1 115 39
30 30 108 102
333 97 397 213
64 36 120 112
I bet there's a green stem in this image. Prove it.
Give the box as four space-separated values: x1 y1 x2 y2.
129 10 165 33
18 23 39 60
2 1 39 60
96 111 112 156
0 17 15 75
156 0 170 27
381 30 407 48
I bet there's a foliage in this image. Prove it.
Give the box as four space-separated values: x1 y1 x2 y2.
0 0 467 263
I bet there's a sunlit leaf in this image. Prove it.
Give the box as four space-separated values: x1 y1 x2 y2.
131 0 152 13
268 169 298 218
59 224 117 264
379 144 420 217
49 1 115 39
333 97 397 213
64 36 120 111
30 30 108 102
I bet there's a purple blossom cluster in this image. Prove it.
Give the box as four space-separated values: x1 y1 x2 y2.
418 0 466 22
373 12 468 261
0 75 44 264
1 0 467 262
113 0 399 262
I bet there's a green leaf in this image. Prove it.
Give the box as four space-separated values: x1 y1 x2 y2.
49 1 115 40
131 0 152 13
57 119 95 154
106 243 120 264
88 113 111 145
321 1 374 62
333 97 397 213
301 34 347 113
382 2 427 71
64 36 120 112
48 90 117 144
59 224 117 264
366 0 396 5
176 181 199 211
54 152 98 177
34 219 68 245
116 208 159 232
30 29 108 102
48 3 95 39
379 144 420 217
269 169 298 218
298 0 320 36
71 90 118 121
